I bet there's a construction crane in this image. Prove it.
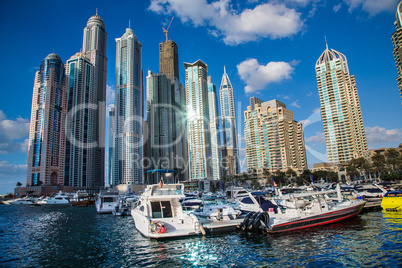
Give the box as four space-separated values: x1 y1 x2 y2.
162 16 174 41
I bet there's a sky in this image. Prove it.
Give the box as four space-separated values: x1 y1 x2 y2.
0 0 402 195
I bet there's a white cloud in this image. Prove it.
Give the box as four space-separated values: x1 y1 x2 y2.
333 3 342 12
365 126 402 144
237 59 294 93
149 0 304 45
106 84 115 106
290 100 301 108
0 161 27 194
305 132 326 143
343 0 398 16
0 110 30 154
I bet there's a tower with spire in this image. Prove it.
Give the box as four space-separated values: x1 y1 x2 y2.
219 67 240 176
315 43 367 164
392 1 402 104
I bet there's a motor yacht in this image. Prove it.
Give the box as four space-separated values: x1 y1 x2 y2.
95 190 120 214
4 196 38 205
131 183 203 238
240 184 366 233
37 191 70 205
381 190 402 211
192 197 242 221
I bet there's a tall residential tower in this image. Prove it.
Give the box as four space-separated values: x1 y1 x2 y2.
112 27 143 185
184 60 211 180
219 67 239 176
27 53 67 186
208 76 221 180
392 1 402 104
315 46 367 164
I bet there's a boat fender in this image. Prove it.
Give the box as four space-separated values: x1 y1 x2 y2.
241 212 254 231
247 212 259 230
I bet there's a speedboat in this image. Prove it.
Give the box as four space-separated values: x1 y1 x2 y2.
112 194 138 216
131 183 203 238
192 198 242 221
381 190 402 211
240 184 366 233
95 190 120 214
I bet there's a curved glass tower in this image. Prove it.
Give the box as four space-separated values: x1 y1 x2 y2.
27 53 67 186
315 46 367 164
392 1 402 104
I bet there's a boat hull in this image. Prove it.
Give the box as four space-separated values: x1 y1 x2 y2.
268 202 365 233
381 197 402 211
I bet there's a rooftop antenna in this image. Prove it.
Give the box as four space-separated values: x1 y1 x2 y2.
129 19 131 29
325 35 328 50
224 65 226 74
162 16 174 41
96 8 98 15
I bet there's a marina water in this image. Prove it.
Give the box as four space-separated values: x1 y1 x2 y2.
0 205 401 267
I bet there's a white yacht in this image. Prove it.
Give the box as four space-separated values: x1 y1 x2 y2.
37 191 70 205
95 190 119 214
192 198 242 221
131 183 203 238
4 196 38 205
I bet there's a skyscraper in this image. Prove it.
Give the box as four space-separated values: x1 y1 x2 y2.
108 104 115 186
113 27 143 185
392 1 402 104
27 53 67 186
315 46 367 164
207 76 221 180
81 13 108 187
244 98 307 173
184 60 211 180
159 38 187 181
146 71 174 183
219 67 239 176
64 52 95 187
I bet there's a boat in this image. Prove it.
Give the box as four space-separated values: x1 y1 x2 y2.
69 190 95 207
95 190 119 214
240 184 366 233
112 194 138 216
4 196 38 205
38 191 70 205
192 197 242 221
381 190 402 211
131 183 203 238
181 197 203 212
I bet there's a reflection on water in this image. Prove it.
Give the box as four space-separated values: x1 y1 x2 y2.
1 206 402 267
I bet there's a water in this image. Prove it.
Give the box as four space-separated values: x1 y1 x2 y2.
0 205 401 267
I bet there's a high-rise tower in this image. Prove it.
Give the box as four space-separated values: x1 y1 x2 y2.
64 53 95 187
108 104 115 186
208 76 221 180
81 13 108 187
113 27 143 185
219 67 239 175
27 53 67 186
315 46 367 164
184 60 211 180
244 98 307 173
392 1 402 104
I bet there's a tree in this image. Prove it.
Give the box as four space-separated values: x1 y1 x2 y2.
16 182 22 187
385 148 400 172
346 166 360 181
371 152 387 180
285 168 296 183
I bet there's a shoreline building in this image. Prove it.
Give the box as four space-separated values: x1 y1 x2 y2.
184 60 212 180
219 67 239 176
244 98 307 174
315 45 367 164
64 53 95 187
81 13 107 187
207 76 221 180
159 39 187 181
26 53 67 186
112 27 143 185
392 1 402 104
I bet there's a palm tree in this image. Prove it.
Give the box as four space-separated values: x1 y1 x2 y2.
346 166 360 182
285 168 296 183
385 148 400 172
371 152 387 180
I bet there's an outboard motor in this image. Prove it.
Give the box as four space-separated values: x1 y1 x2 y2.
253 212 270 232
247 212 259 230
240 212 254 231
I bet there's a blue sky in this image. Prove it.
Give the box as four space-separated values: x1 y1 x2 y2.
1 0 401 194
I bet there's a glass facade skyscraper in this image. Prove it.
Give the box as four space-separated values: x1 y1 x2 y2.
27 53 67 186
392 1 402 104
113 27 143 185
315 46 367 164
184 60 212 180
219 67 239 175
64 53 95 187
207 76 221 180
